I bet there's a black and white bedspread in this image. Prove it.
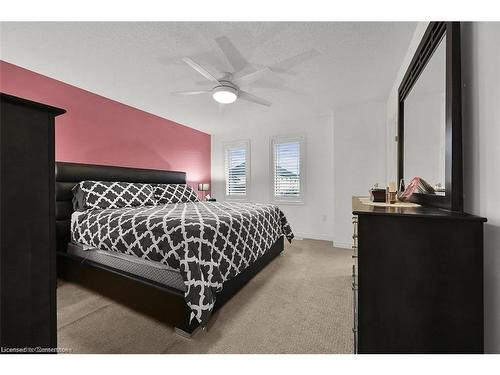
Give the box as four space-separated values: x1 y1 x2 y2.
71 201 294 325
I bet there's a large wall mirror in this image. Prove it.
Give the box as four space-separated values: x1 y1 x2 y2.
398 22 463 212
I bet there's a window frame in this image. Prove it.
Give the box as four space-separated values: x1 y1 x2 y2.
223 139 251 201
270 134 306 204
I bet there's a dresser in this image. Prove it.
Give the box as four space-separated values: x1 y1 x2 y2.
351 196 486 354
0 93 65 351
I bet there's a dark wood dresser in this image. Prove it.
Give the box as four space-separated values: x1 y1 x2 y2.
0 93 65 352
351 196 486 354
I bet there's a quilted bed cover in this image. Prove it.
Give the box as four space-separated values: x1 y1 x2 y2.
71 201 294 325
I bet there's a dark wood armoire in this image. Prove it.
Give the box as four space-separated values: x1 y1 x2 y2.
0 93 65 352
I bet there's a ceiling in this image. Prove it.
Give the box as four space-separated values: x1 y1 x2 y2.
0 22 417 135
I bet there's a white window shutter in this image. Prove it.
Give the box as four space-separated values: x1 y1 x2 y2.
224 140 250 199
271 135 305 203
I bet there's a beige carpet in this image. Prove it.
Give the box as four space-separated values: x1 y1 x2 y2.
57 239 353 354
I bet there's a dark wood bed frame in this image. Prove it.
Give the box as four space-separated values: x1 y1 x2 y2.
55 162 284 336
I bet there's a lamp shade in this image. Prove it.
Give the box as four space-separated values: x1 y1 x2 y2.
198 183 210 191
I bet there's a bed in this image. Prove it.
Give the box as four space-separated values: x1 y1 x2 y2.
55 162 293 336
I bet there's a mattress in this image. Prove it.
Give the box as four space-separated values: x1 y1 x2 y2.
67 242 186 292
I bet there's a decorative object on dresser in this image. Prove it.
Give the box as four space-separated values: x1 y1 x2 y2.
369 184 386 203
399 176 435 201
351 197 486 353
386 181 397 204
0 93 65 351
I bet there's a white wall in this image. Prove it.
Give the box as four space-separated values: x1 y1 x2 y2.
211 103 388 247
211 114 335 241
332 99 388 248
461 22 500 353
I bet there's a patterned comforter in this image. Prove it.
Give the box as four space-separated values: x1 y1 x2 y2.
71 201 294 325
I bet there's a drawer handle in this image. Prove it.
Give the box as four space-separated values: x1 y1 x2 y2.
352 254 358 259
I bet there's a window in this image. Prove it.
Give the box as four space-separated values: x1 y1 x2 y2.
224 140 250 200
271 135 305 203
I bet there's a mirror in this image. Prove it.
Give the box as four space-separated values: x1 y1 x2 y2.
403 35 446 195
397 22 463 212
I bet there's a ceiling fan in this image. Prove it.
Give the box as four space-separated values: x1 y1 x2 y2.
172 36 272 107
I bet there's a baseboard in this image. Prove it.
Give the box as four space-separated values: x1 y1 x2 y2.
292 233 351 249
293 232 334 243
332 241 352 249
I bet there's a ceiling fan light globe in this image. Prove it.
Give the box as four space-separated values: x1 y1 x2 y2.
212 86 238 104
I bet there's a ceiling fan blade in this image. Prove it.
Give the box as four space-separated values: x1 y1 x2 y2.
233 67 270 86
182 58 220 83
238 91 272 107
172 90 212 96
215 36 248 73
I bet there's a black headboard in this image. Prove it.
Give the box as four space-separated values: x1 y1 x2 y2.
55 162 187 252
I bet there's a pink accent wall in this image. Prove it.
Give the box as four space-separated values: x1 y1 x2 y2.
0 60 210 189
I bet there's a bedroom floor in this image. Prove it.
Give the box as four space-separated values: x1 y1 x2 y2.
57 239 353 354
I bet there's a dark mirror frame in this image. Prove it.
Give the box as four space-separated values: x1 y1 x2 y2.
398 22 463 212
